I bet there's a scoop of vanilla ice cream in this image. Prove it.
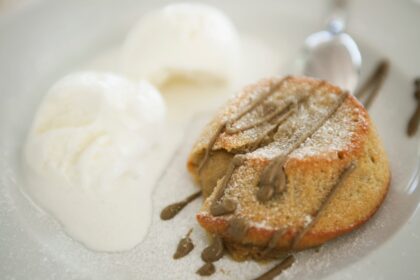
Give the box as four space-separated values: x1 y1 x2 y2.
25 72 165 191
121 2 241 85
23 72 166 251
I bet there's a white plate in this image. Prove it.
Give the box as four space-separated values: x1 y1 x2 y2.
1 0 419 279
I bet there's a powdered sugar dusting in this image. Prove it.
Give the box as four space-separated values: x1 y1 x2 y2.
290 97 367 160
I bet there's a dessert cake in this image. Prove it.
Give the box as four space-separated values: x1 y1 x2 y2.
187 76 390 260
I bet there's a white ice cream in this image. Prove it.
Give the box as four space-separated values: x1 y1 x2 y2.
121 2 241 86
23 72 166 251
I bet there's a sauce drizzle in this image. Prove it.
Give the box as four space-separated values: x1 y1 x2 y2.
209 155 245 216
260 228 287 258
173 229 194 259
407 78 420 136
196 262 216 276
160 191 202 220
291 162 356 249
253 255 295 280
201 235 225 263
355 60 389 110
225 99 295 134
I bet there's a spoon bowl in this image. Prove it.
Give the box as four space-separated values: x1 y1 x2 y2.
301 0 362 93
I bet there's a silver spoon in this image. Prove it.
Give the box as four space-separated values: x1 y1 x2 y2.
301 0 362 93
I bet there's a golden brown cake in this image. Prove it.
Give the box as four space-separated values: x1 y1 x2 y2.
187 76 390 260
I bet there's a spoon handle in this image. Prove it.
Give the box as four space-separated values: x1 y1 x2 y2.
326 0 348 34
